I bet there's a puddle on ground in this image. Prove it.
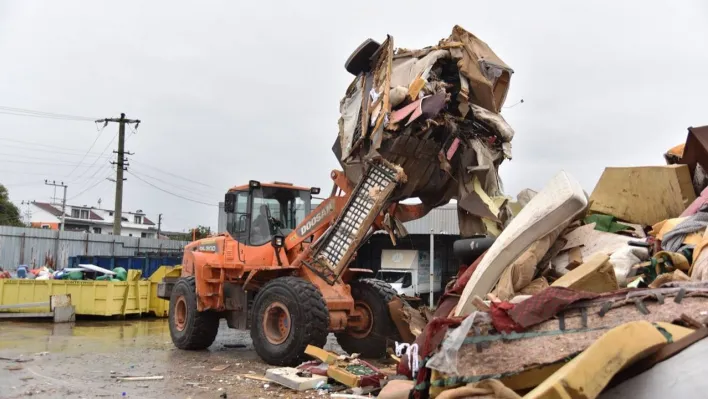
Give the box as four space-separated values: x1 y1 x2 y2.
0 319 171 354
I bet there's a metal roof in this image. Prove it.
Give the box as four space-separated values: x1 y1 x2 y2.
399 204 459 235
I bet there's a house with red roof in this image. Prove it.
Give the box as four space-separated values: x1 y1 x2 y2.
30 202 158 238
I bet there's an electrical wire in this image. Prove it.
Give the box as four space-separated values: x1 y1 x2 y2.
0 138 110 156
130 159 217 188
0 106 97 121
0 169 57 176
129 167 220 197
1 182 46 187
66 124 107 177
73 131 119 180
0 144 113 159
0 159 107 167
0 151 107 165
127 170 217 206
68 177 110 201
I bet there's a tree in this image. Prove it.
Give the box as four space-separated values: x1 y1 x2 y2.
170 225 213 241
193 225 212 240
0 184 23 227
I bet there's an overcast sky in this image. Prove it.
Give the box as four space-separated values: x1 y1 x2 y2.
1 1 707 232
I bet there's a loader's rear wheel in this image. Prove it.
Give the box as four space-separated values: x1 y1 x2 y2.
168 277 219 350
336 278 399 358
251 277 329 366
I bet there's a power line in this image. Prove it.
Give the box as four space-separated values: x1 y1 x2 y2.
0 110 95 121
2 182 45 187
71 163 114 195
0 137 218 189
68 177 110 201
130 159 217 188
73 131 119 180
127 170 217 207
66 124 107 177
0 151 112 166
0 169 60 176
0 159 107 167
0 138 111 156
0 105 97 121
130 167 220 196
0 144 113 159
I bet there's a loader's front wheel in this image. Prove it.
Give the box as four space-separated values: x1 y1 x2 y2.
251 277 329 366
336 278 399 358
168 277 219 350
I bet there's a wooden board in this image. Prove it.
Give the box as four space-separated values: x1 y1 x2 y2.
551 253 618 293
455 171 588 316
589 165 696 226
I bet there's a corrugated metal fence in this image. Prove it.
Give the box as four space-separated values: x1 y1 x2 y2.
0 226 188 270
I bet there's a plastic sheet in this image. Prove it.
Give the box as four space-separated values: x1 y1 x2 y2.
425 311 490 375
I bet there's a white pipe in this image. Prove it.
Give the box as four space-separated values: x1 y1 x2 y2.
430 228 435 308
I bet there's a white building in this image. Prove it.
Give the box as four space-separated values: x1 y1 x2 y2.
30 202 159 238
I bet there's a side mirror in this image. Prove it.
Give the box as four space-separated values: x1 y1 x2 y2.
224 192 236 213
310 187 320 195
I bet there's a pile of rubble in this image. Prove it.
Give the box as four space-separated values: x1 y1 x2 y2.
382 124 708 398
333 25 515 237
327 25 708 398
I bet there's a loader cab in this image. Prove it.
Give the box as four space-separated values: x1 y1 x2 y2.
224 181 319 246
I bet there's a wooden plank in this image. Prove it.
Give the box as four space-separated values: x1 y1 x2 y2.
551 253 618 293
589 165 696 226
116 376 164 381
305 345 339 364
241 374 273 382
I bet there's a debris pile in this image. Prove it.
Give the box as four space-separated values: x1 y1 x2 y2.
262 345 392 396
384 124 708 398
5 264 128 281
334 25 515 237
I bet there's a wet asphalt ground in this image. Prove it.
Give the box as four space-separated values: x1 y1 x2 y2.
0 319 359 399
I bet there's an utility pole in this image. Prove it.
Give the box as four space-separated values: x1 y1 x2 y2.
157 214 163 237
44 181 67 231
20 200 33 226
96 113 140 236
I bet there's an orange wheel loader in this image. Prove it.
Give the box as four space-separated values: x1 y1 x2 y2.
157 161 430 366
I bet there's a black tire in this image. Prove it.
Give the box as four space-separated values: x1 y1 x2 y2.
335 278 399 358
250 277 329 366
168 277 220 350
